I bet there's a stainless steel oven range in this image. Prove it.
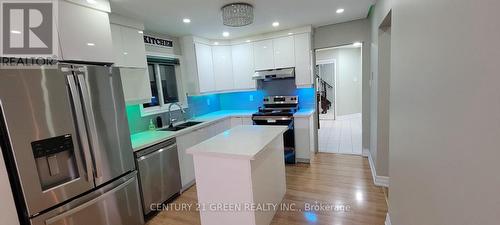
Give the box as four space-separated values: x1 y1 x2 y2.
252 95 298 164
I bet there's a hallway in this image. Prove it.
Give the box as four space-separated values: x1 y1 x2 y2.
319 113 362 155
146 153 388 225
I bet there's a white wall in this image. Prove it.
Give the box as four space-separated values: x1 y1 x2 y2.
369 9 392 177
372 0 500 224
314 19 371 150
317 47 362 116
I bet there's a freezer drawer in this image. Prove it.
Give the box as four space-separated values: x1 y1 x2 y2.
136 139 181 215
30 171 144 225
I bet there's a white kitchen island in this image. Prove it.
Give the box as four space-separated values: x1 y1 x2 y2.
186 125 288 225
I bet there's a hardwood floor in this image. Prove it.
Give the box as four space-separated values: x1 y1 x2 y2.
146 153 387 225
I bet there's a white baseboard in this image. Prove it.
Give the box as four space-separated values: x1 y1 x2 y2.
296 158 311 163
367 150 390 187
385 213 391 225
362 148 370 157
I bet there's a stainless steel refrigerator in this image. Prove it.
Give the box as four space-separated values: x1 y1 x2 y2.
0 63 144 225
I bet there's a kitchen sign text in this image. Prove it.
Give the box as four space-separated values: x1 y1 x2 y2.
143 35 173 48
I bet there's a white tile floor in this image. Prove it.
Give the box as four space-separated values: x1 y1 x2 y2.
319 108 335 120
318 113 362 155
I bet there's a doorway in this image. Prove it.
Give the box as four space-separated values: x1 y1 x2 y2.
316 43 363 155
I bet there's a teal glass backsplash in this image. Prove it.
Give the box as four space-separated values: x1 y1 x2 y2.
219 90 265 110
127 87 316 134
295 87 316 110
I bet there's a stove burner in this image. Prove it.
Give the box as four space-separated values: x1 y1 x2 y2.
252 95 299 118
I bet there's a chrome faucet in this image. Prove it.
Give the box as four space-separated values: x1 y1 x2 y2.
168 103 186 128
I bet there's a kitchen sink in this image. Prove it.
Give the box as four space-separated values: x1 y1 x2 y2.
159 126 186 131
158 121 204 132
176 121 204 127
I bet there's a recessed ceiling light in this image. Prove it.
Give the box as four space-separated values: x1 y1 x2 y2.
245 40 251 43
222 32 230 37
272 21 280 27
353 42 362 47
336 8 345 14
10 30 21 34
87 43 95 46
288 32 294 35
138 31 143 34
214 42 219 45
87 0 97 4
183 18 191 24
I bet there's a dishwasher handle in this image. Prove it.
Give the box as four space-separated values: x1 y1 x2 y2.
136 143 177 161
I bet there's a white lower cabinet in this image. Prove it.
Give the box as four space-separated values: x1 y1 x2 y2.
176 118 233 190
230 117 253 127
176 131 197 189
214 118 232 134
241 117 253 125
230 117 243 127
294 114 315 162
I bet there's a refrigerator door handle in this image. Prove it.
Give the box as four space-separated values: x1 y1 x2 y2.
66 75 94 182
44 175 136 225
76 74 103 179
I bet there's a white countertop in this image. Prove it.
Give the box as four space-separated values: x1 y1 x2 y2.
294 108 316 117
186 125 288 160
131 110 256 151
130 109 315 152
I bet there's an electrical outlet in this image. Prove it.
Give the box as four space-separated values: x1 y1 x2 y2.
207 99 211 106
249 95 254 101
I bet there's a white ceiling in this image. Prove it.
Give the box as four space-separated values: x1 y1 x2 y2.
110 0 375 40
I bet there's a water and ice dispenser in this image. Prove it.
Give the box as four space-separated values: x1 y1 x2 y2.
31 134 80 190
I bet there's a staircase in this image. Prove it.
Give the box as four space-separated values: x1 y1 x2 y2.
316 75 333 115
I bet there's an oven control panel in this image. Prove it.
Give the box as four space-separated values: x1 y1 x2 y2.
263 96 298 104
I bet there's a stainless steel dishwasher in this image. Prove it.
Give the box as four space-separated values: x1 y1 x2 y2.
135 138 181 215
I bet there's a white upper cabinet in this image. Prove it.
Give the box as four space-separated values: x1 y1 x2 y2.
195 43 216 93
64 0 110 12
182 28 312 95
110 24 126 66
231 43 256 90
212 46 234 91
294 33 313 87
110 23 147 68
119 68 152 104
58 0 113 63
109 16 150 104
253 39 275 71
273 36 295 69
121 26 147 68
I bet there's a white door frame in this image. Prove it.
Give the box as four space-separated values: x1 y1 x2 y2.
316 59 337 119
